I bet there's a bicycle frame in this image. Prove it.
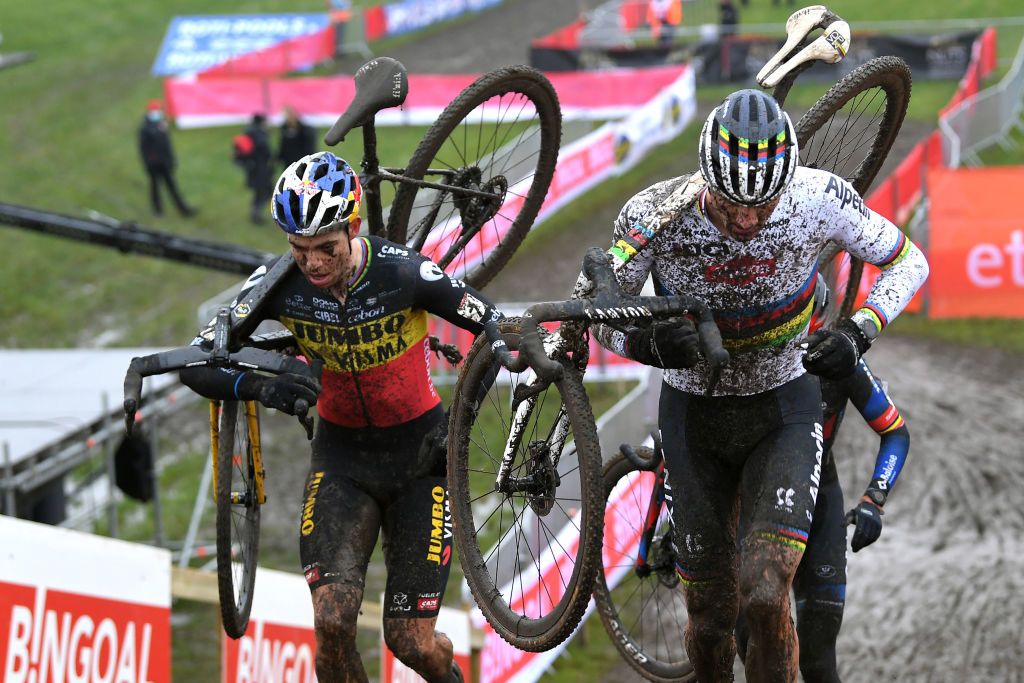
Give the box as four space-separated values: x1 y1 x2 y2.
326 57 514 242
209 400 266 506
491 174 709 492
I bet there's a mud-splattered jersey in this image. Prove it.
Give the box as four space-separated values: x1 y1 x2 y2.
595 167 929 396
191 236 499 429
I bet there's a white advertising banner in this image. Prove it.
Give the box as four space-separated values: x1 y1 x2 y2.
0 515 172 683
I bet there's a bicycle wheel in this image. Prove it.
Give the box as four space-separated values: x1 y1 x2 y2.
593 451 694 682
793 56 911 323
214 400 263 639
388 66 561 290
448 318 603 651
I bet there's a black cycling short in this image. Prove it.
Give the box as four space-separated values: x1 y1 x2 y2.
298 405 453 619
659 373 823 586
794 452 847 611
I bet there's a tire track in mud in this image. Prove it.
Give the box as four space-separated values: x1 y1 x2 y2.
829 335 1024 682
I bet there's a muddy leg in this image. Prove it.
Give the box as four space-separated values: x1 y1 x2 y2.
383 617 455 683
312 583 369 682
738 539 803 683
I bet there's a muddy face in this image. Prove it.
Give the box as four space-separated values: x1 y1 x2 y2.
288 224 361 300
705 190 782 242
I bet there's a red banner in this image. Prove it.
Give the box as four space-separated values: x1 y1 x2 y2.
222 620 317 683
927 166 1024 318
0 582 170 683
165 65 689 128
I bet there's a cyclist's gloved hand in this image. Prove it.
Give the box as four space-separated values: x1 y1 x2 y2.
626 319 700 369
845 498 884 552
802 318 869 379
236 372 321 416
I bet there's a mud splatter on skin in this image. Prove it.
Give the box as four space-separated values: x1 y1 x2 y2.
684 572 740 682
738 539 802 683
313 584 369 681
383 619 454 683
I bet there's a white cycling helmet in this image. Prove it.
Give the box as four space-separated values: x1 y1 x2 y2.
699 89 798 206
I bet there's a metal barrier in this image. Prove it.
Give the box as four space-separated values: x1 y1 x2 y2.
941 34 1024 167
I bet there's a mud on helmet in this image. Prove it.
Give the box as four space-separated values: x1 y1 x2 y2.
272 152 362 236
699 89 798 207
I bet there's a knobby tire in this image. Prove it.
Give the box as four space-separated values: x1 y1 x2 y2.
593 451 695 682
789 56 912 325
388 66 561 290
448 318 603 651
215 400 261 639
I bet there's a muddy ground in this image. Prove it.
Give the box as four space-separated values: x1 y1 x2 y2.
202 1 1024 680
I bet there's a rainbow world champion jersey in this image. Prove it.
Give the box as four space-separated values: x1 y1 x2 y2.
595 167 929 396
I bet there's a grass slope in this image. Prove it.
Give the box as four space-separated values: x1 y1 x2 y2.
2 1 1022 349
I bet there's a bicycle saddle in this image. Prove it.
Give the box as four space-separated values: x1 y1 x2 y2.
756 5 849 89
325 57 409 145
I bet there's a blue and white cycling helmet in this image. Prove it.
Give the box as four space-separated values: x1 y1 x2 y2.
272 151 362 236
699 89 798 207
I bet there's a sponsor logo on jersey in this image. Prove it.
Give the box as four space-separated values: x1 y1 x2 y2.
824 176 870 218
456 292 488 322
670 241 733 258
420 261 445 282
304 564 321 584
346 305 386 324
282 311 428 372
233 302 251 318
705 255 776 286
312 296 339 311
389 592 412 613
286 293 312 313
378 244 408 257
815 564 837 579
877 453 899 489
776 487 796 512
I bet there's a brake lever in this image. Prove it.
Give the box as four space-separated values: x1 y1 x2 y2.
295 359 325 441
295 400 315 440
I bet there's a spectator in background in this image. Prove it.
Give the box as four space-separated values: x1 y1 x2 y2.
277 106 316 171
647 0 683 48
138 99 196 218
720 0 739 37
233 114 273 225
328 0 353 59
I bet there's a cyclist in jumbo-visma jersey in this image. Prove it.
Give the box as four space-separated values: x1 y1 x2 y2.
181 152 497 683
593 90 928 683
734 281 911 683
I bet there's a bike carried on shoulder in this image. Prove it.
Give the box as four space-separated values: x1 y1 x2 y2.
447 2 914 659
121 56 563 639
591 5 913 678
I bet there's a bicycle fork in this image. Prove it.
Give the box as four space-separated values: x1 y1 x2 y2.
494 330 572 495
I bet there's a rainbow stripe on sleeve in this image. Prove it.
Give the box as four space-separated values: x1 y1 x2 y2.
876 231 910 269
